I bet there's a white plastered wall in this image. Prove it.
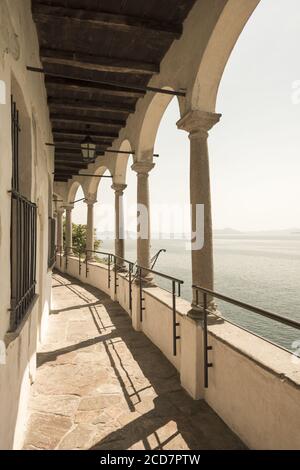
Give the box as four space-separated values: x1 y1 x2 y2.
0 0 54 449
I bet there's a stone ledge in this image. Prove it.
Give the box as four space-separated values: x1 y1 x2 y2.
208 321 300 389
142 286 190 316
137 286 300 390
60 257 300 390
4 294 39 347
84 260 109 271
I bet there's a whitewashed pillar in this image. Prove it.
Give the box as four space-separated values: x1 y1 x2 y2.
177 110 221 314
85 197 97 259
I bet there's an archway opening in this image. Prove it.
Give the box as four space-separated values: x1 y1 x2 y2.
95 169 115 252
209 0 300 350
149 97 190 297
71 185 85 225
67 184 86 253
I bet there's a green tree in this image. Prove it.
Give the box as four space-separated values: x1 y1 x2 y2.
63 220 101 254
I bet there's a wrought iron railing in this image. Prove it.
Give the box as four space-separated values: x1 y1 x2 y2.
135 264 183 356
192 285 300 389
74 249 184 356
10 190 37 331
55 249 300 374
11 95 20 192
48 217 56 269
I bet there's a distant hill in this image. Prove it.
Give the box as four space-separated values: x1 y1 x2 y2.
214 228 300 235
214 228 241 234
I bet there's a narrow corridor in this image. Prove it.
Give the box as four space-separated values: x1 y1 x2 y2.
23 272 245 450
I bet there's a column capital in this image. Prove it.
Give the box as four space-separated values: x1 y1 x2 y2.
177 110 221 136
64 204 74 211
84 197 97 206
131 161 155 175
111 183 127 194
57 206 65 214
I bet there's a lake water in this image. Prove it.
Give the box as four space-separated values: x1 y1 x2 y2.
100 235 300 353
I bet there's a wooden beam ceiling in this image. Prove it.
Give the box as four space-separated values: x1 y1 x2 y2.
50 114 126 127
53 129 118 139
55 158 87 166
32 4 183 38
45 76 145 98
53 137 113 147
41 48 159 75
32 1 196 181
54 168 80 175
48 97 135 114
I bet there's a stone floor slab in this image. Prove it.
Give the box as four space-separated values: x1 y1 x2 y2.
23 272 246 450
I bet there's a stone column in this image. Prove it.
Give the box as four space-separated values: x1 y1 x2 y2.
177 110 221 314
65 204 74 255
85 197 97 259
131 161 155 282
56 207 64 253
111 183 127 268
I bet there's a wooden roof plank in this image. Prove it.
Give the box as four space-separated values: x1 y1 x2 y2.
32 4 182 38
50 113 125 127
41 47 159 75
48 96 134 114
45 76 144 98
53 129 118 139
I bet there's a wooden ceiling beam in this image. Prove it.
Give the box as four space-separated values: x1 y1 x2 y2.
55 162 87 168
32 4 182 38
50 113 125 127
53 137 113 147
48 97 135 114
54 165 87 175
55 159 87 166
55 152 82 158
41 47 159 75
52 146 106 154
53 129 118 139
45 76 145 98
54 169 80 175
55 147 82 155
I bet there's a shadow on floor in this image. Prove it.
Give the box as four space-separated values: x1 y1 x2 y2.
46 271 245 450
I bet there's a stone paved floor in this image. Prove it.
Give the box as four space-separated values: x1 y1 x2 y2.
23 272 245 450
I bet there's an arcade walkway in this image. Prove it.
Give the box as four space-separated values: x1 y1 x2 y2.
23 272 245 450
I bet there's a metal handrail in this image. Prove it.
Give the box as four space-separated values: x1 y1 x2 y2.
83 249 183 356
193 285 300 330
85 249 114 291
150 248 166 269
138 264 184 286
64 246 83 273
192 284 300 389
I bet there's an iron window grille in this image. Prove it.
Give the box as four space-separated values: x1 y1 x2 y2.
48 217 56 269
10 96 37 331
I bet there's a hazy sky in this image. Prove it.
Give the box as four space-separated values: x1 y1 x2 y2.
73 0 300 233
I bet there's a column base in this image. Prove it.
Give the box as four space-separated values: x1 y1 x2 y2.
115 264 127 273
187 300 218 320
134 275 156 288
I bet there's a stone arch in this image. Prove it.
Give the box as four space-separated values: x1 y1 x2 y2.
53 190 63 203
66 181 85 204
83 165 113 201
136 87 182 161
189 0 260 112
113 139 134 184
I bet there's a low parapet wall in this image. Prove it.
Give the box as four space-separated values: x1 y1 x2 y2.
56 254 300 449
